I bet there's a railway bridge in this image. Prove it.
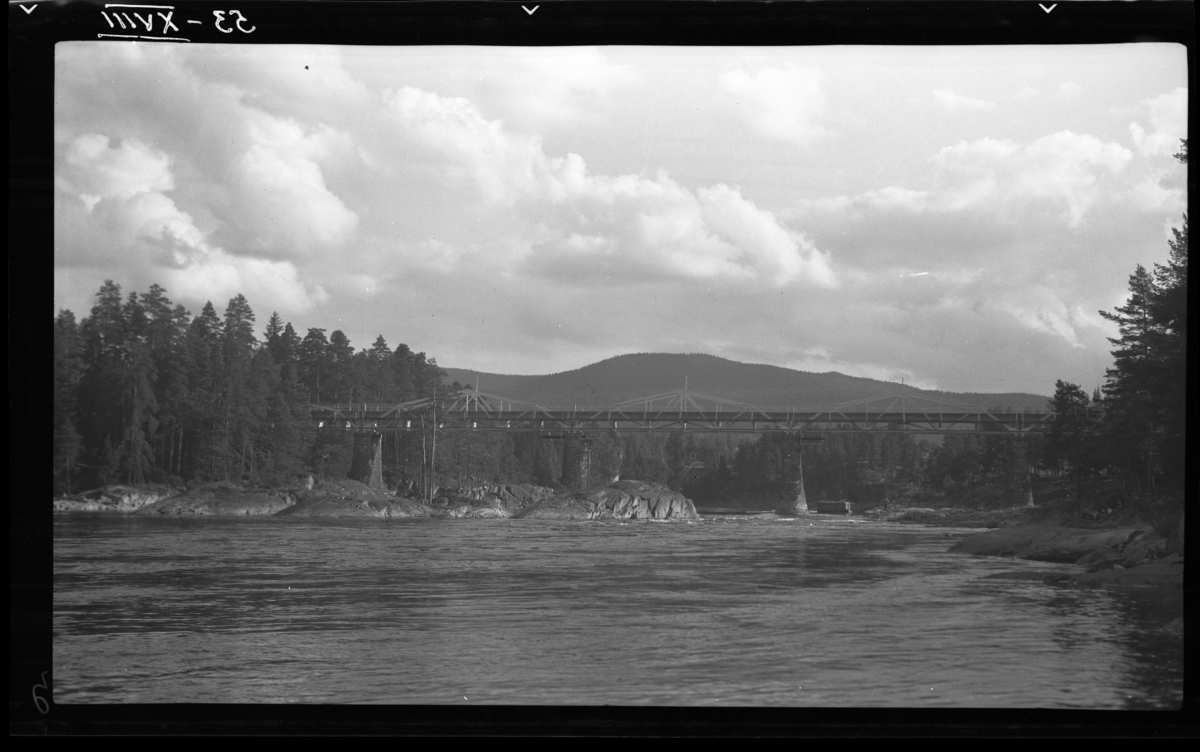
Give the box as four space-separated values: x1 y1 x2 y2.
309 388 1055 504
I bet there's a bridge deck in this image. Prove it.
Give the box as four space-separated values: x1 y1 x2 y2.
308 404 1052 435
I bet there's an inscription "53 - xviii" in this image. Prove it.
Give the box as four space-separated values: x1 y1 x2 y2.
99 5 255 40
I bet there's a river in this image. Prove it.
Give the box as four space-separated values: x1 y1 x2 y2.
53 513 1182 708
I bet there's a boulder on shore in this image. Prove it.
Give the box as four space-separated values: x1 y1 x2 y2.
514 480 699 521
55 484 183 513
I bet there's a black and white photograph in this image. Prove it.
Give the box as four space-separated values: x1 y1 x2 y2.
33 1 1188 721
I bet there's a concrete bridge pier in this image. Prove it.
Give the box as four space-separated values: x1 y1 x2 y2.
560 434 591 493
349 431 385 491
1006 438 1034 507
784 454 809 515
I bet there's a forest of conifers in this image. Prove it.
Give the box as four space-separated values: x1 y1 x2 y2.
52 143 1187 514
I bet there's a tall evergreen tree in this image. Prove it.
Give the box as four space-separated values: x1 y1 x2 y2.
53 310 85 494
1046 380 1096 503
298 328 330 402
140 285 191 477
364 335 396 401
1096 139 1188 488
76 280 130 487
392 343 416 402
182 302 225 479
119 339 158 484
218 294 262 481
327 330 355 402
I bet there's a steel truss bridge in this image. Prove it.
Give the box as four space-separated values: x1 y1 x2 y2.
310 388 1054 437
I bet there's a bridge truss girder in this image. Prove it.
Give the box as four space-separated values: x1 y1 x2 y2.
309 405 1053 436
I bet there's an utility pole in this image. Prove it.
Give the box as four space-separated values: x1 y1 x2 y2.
430 384 438 503
1146 420 1155 504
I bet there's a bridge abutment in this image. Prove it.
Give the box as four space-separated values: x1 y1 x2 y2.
349 432 385 491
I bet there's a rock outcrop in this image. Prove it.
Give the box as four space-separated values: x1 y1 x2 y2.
54 484 183 513
514 480 699 521
950 522 1183 589
137 482 298 516
949 525 1148 564
277 479 432 518
418 483 559 518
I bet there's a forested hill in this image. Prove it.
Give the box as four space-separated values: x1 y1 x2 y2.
443 353 1050 411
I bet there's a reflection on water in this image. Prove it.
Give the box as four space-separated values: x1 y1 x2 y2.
54 515 1182 707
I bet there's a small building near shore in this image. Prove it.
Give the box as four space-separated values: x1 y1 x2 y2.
815 500 853 515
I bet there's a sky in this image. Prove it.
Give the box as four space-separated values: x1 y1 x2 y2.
54 43 1187 395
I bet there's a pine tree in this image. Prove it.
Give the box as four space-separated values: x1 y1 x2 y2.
1096 139 1188 488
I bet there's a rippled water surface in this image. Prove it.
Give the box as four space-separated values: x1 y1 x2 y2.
54 514 1182 707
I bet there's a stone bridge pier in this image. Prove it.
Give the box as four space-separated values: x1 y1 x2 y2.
560 434 592 493
349 431 385 490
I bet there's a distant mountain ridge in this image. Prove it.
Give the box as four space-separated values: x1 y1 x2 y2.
442 353 1050 412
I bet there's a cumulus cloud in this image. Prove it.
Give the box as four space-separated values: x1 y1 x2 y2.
795 130 1133 249
385 85 838 288
1129 87 1188 157
58 134 174 203
160 250 329 315
229 116 359 256
928 131 1132 227
718 65 828 146
55 132 328 315
472 48 639 130
933 89 995 112
775 122 1166 378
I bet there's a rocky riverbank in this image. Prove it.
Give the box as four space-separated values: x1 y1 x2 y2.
850 497 1184 590
54 478 700 521
948 522 1182 589
920 507 1182 590
135 481 300 516
53 484 183 513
